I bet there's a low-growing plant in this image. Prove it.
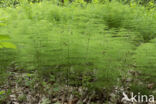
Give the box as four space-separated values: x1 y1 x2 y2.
0 1 156 99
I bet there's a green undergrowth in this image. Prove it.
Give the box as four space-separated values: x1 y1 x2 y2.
0 1 155 93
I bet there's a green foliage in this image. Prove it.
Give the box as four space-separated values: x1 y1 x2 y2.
130 83 152 96
0 16 16 87
0 0 156 92
0 89 11 103
0 90 6 103
135 43 156 83
0 18 16 49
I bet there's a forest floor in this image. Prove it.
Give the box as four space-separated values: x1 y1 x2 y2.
0 69 155 104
